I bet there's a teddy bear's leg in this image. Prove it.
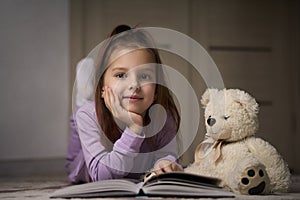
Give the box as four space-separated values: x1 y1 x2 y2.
226 157 271 195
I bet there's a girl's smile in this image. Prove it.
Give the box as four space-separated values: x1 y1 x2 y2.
123 95 144 102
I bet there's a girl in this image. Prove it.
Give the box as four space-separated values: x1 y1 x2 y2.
67 25 182 183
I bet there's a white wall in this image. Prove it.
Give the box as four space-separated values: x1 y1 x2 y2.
0 0 69 160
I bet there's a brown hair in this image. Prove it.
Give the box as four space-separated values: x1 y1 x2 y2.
94 25 180 144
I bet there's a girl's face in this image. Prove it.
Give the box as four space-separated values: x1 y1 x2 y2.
103 49 156 116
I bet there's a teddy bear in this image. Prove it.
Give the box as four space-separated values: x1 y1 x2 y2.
185 88 291 195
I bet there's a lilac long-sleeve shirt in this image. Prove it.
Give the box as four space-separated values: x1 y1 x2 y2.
66 101 180 183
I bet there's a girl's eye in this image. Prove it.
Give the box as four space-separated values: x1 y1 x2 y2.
224 115 230 120
115 73 127 79
140 74 151 80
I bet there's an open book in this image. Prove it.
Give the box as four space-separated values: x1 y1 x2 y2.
50 172 234 198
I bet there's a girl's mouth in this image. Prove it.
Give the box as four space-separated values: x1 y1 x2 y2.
123 96 143 102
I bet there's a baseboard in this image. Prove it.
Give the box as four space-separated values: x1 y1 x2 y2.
0 158 66 178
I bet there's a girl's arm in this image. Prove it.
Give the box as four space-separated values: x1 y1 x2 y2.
153 114 183 173
75 102 145 181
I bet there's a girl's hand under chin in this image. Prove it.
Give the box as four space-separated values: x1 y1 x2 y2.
103 86 143 135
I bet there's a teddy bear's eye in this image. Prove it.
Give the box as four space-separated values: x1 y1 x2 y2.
224 115 230 120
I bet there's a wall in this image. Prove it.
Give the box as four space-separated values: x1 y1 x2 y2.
0 0 69 160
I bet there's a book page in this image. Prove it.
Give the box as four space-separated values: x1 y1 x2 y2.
143 180 231 196
141 172 234 198
144 171 221 186
51 179 141 198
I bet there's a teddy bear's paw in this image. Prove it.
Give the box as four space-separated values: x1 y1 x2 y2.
239 165 270 195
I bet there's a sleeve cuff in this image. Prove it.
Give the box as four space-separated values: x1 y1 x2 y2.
114 127 145 154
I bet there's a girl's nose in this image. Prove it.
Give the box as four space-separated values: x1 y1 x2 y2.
128 76 140 91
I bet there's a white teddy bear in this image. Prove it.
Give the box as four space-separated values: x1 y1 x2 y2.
185 88 291 195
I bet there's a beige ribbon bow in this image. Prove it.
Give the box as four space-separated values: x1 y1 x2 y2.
194 135 224 164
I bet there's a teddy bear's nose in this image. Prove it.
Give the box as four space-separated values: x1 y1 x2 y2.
207 117 216 126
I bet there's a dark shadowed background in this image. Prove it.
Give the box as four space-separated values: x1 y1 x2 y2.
0 0 299 177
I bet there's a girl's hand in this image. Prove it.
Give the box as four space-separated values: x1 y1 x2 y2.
103 86 143 134
153 160 183 175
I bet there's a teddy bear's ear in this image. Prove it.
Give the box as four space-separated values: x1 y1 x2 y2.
201 89 210 107
201 88 218 107
228 89 259 115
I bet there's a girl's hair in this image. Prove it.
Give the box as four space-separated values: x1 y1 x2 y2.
94 25 180 144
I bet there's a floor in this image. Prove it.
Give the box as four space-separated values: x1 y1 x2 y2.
0 159 300 200
0 175 68 200
0 174 300 200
